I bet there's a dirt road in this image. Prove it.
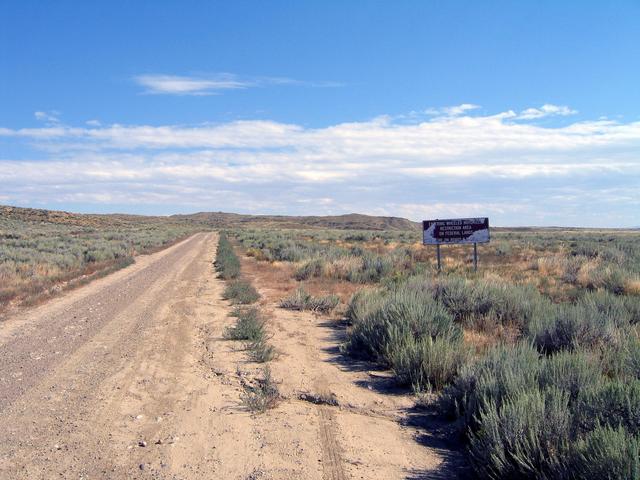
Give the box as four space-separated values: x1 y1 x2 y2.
0 232 461 479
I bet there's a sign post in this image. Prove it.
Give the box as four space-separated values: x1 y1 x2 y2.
422 217 490 272
473 242 478 272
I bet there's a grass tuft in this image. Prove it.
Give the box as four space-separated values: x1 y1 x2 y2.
241 367 279 413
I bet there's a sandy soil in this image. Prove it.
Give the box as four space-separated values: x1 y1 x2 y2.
0 232 463 479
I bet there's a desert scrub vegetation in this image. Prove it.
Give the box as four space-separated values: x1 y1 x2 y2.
224 307 276 363
279 287 339 313
214 233 241 279
232 227 640 300
340 270 640 477
223 279 260 305
224 307 266 341
440 342 640 479
215 234 260 304
226 226 640 477
240 366 280 413
343 281 466 390
216 235 276 367
0 213 196 309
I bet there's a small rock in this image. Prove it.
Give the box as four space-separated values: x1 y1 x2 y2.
139 463 145 471
138 440 147 447
155 439 163 445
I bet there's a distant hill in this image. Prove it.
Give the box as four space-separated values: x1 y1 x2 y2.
0 205 174 228
0 205 420 231
173 211 420 231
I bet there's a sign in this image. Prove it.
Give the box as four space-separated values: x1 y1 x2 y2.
423 217 490 245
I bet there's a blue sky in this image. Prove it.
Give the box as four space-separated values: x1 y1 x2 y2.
1 1 639 226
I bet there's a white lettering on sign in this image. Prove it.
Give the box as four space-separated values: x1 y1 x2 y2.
423 217 490 245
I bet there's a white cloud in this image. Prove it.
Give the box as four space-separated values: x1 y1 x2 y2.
134 74 251 95
424 103 480 117
2 104 639 226
34 110 61 124
517 104 578 120
133 73 344 96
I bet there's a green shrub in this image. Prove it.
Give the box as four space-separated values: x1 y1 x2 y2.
345 288 385 324
223 279 260 304
440 342 541 429
570 425 640 480
574 379 640 436
346 253 394 283
468 388 572 479
579 290 637 328
279 287 339 313
214 233 241 280
279 287 311 310
406 275 551 331
294 258 325 280
601 333 640 380
344 283 460 364
529 303 616 354
247 337 277 363
538 350 603 402
388 334 468 391
224 307 265 341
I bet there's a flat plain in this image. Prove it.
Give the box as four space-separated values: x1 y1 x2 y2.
1 205 640 479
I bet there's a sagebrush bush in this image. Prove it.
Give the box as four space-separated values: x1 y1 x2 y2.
388 334 468 391
294 258 325 280
307 293 340 313
579 290 637 328
241 366 279 413
346 253 394 283
574 379 640 436
570 425 640 480
427 275 551 331
529 303 617 354
224 307 265 341
440 342 541 428
214 233 241 280
538 349 603 402
601 332 640 380
345 288 385 324
279 287 339 313
247 337 277 363
468 387 572 479
223 279 260 304
344 282 460 366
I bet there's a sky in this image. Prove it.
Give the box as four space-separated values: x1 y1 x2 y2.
1 1 639 227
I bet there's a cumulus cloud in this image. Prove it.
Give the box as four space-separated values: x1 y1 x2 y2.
1 104 639 226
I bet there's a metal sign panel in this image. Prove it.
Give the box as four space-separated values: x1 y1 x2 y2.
423 217 490 245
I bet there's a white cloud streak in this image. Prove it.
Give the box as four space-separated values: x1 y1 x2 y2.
1 104 639 226
132 73 343 95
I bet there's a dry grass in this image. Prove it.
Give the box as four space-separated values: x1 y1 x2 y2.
625 278 640 296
